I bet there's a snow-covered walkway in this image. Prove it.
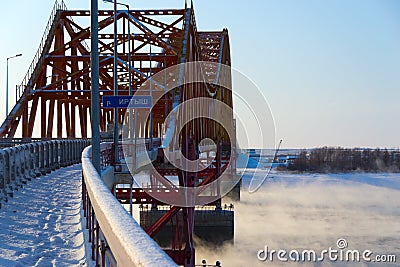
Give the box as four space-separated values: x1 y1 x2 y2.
0 165 88 267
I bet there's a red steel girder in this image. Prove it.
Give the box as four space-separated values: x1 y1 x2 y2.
0 3 234 267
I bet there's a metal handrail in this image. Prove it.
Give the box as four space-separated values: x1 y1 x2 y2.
0 139 90 207
81 144 177 266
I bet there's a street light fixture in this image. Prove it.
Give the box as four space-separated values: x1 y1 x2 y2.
6 53 22 117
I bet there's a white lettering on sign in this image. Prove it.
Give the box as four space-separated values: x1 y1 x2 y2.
119 99 130 105
135 98 149 105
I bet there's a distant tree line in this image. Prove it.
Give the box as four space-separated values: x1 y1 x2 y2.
287 147 400 173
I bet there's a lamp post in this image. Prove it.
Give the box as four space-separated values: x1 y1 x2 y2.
6 53 22 117
104 0 133 214
112 0 119 165
103 0 120 164
103 0 133 163
91 0 101 174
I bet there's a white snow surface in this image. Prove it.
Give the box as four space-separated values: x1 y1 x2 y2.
0 165 88 267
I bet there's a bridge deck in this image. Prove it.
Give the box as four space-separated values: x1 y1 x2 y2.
0 165 90 266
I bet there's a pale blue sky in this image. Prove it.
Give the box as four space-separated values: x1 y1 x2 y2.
0 0 399 148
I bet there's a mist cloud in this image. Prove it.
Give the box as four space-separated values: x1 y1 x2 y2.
196 171 400 267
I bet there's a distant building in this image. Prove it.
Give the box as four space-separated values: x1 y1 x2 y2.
244 149 299 169
274 155 298 168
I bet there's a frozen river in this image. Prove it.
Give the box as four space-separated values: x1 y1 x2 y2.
1 164 399 267
198 170 400 267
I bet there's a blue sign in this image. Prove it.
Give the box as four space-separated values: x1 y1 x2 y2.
102 96 152 108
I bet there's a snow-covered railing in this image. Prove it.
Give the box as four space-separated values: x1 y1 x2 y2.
0 139 89 208
81 144 177 267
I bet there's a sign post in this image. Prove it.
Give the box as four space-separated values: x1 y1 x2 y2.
90 0 100 174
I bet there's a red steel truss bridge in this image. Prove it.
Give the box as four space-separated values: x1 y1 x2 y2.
0 1 237 266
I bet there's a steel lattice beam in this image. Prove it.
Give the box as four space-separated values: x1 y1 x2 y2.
0 3 234 267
